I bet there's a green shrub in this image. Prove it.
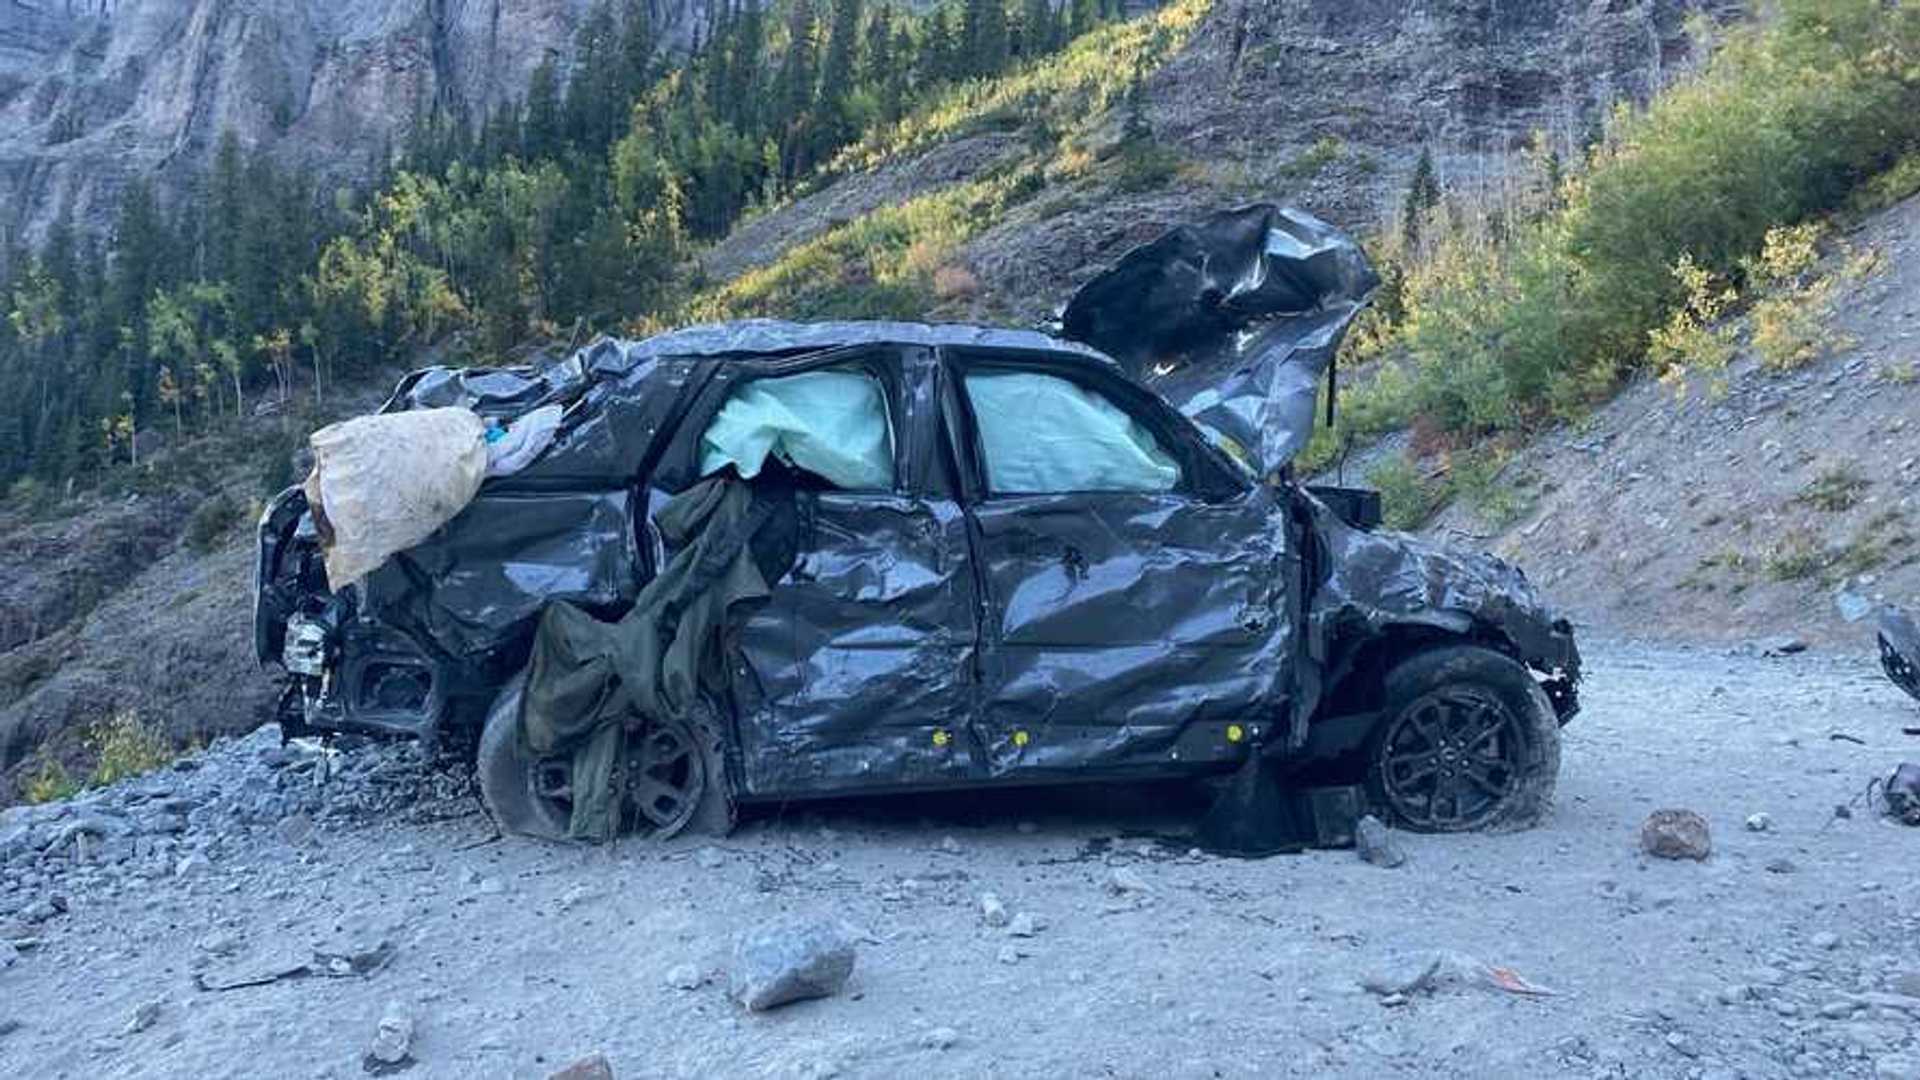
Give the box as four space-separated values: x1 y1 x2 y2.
1367 452 1441 530
22 757 77 804
86 709 175 788
184 492 243 553
1394 0 1920 439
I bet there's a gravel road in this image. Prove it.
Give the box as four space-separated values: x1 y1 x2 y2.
3 639 1919 1080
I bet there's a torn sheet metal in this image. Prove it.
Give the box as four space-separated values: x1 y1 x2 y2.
1059 204 1379 476
1302 493 1580 705
1880 606 1920 703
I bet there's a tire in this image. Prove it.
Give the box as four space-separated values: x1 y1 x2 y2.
475 668 736 841
1364 644 1560 833
476 669 572 841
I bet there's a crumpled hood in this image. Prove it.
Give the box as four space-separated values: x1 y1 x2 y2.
1059 205 1379 476
1306 498 1577 678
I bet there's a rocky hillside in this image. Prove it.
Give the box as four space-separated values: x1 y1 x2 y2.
0 0 711 256
702 0 1744 324
1421 192 1920 648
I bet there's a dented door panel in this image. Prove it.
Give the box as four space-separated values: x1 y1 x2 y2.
970 490 1296 777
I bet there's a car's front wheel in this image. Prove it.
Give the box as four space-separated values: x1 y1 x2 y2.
476 669 733 841
1365 645 1560 832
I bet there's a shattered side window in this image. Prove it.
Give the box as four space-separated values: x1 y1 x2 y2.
698 369 895 490
964 372 1181 495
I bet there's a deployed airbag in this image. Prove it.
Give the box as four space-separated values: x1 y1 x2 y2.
303 406 488 588
965 372 1180 493
699 370 893 489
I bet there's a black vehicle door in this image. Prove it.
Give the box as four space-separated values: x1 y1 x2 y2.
945 351 1298 779
701 348 980 797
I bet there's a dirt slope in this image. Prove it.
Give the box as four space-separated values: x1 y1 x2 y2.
1425 194 1920 648
2 641 1918 1078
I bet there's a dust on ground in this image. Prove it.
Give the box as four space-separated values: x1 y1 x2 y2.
2 639 1917 1079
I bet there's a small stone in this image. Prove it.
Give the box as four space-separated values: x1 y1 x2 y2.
275 813 314 848
938 836 963 856
366 1004 414 1066
1105 867 1151 896
175 853 212 878
996 944 1020 965
1007 912 1042 938
1766 857 1798 874
728 917 856 1011
1823 1000 1863 1019
1813 931 1841 951
918 1027 960 1051
1641 809 1712 861
1773 999 1801 1018
476 877 505 896
1354 815 1405 868
124 1000 162 1035
1745 812 1774 832
0 942 18 970
547 1053 615 1080
665 963 703 991
978 893 1009 928
1876 1056 1920 1080
19 900 58 924
557 885 594 912
1764 636 1810 656
1666 1031 1695 1057
694 847 725 870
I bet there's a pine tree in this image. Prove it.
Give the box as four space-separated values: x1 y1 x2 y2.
820 0 864 145
774 0 820 178
1402 146 1442 248
1019 0 1054 58
962 0 1008 79
1067 0 1097 40
920 7 957 89
524 58 564 159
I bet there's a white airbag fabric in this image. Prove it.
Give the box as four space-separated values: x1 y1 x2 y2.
965 372 1180 493
699 370 894 489
303 406 488 588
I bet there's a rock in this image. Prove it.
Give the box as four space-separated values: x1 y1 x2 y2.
19 900 58 924
476 877 505 896
1823 1000 1863 1019
1766 857 1798 874
728 918 857 1011
1893 970 1920 997
937 835 963 856
1877 1056 1920 1080
978 893 1009 928
175 853 212 878
1360 950 1548 997
1105 867 1151 896
124 1000 162 1035
548 1053 615 1080
1007 912 1042 938
0 941 17 970
996 944 1021 965
1836 590 1875 623
1813 931 1841 950
919 1026 960 1051
366 1004 414 1067
1641 809 1712 860
312 934 397 976
1745 812 1774 832
665 963 703 991
1354 815 1406 868
1763 636 1810 657
694 847 726 870
275 813 315 847
557 885 594 912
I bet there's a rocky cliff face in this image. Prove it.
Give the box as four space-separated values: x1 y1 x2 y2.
0 0 708 257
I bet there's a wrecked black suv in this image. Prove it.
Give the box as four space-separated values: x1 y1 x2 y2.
255 206 1579 843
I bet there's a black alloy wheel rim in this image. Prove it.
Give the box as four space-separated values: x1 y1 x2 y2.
1377 686 1523 830
625 716 704 837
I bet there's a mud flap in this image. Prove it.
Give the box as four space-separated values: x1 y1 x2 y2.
1196 744 1310 856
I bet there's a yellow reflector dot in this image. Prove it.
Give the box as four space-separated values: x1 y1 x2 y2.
1012 730 1030 747
1226 724 1245 743
932 729 950 747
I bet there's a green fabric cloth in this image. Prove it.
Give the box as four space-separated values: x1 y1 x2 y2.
521 477 774 840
